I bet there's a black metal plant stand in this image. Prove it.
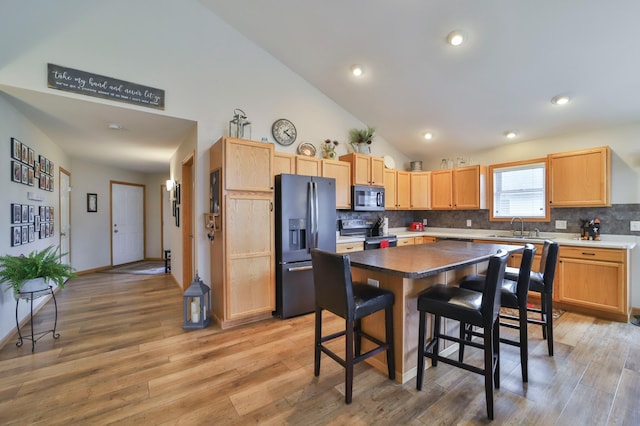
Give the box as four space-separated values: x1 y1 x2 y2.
15 286 59 353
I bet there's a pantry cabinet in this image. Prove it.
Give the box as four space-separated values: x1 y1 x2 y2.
431 165 486 210
210 137 275 329
340 153 384 186
548 146 611 207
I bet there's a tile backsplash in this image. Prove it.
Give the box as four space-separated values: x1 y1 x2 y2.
336 204 640 235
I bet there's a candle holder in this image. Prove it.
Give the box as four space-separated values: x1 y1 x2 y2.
228 108 251 140
183 272 211 329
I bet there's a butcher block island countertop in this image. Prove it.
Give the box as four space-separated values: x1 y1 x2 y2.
347 240 523 384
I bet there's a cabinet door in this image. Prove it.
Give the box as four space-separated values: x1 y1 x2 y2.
396 171 411 209
370 156 385 186
296 156 321 177
410 171 430 209
352 154 371 185
323 159 351 209
397 237 415 246
431 170 453 209
225 138 274 192
549 146 610 207
273 152 296 176
454 165 483 209
383 169 398 209
225 193 274 321
336 242 364 253
557 257 625 315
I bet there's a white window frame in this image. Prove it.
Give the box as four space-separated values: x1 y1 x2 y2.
489 158 550 222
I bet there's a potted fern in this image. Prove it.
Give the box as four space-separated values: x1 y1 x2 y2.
349 126 375 154
0 246 76 297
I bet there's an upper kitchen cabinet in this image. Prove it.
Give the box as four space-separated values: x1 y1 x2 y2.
273 152 296 176
340 153 385 186
224 137 274 192
548 146 611 207
431 165 486 210
296 156 322 177
410 171 430 210
383 169 410 210
322 158 351 209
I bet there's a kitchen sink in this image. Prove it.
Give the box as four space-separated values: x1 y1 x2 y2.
485 234 552 241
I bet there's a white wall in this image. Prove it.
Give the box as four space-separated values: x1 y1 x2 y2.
0 93 70 343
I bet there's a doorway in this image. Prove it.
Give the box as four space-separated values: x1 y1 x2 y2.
111 181 145 266
59 168 71 266
181 153 194 288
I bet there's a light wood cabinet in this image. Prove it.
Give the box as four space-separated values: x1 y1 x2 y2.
273 152 296 176
340 153 384 186
431 165 486 210
322 159 351 209
397 237 415 246
410 171 430 209
224 137 274 192
210 137 275 329
383 169 410 209
557 246 628 321
296 156 322 176
414 236 436 245
336 241 364 253
548 146 611 207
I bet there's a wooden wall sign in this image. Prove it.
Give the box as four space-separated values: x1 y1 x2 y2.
47 63 165 110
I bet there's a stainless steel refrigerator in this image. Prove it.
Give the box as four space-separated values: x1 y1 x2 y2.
275 174 336 318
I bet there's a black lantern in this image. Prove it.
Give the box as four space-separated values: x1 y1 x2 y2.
229 108 251 140
183 272 211 329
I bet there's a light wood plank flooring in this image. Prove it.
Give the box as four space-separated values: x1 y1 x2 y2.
0 271 639 425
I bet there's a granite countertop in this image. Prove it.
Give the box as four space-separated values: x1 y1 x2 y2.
347 240 522 279
336 227 637 250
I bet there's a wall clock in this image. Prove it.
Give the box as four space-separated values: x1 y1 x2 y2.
271 118 297 146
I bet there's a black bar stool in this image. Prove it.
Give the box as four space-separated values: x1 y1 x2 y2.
416 249 509 420
310 248 395 404
458 244 536 382
504 240 559 356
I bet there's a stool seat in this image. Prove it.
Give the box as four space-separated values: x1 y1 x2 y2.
417 285 483 325
353 283 395 319
461 274 519 309
504 267 545 293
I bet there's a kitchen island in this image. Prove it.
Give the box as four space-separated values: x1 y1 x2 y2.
346 240 522 384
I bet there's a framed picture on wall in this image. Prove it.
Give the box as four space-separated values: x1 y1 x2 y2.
175 206 180 227
12 204 21 224
21 164 29 184
12 161 22 183
12 138 22 161
21 144 28 164
12 226 21 246
87 193 98 212
175 184 181 205
21 205 29 223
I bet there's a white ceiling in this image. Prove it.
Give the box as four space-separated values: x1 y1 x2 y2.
201 1 640 160
5 2 640 173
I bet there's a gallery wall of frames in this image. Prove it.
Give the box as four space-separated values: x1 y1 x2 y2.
9 137 56 247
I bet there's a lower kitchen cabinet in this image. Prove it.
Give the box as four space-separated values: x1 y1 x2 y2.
336 241 364 253
397 237 415 246
557 246 628 321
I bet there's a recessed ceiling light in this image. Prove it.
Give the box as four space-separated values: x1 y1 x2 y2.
551 95 570 105
423 132 433 141
505 131 518 140
350 65 364 77
446 31 464 46
108 123 122 130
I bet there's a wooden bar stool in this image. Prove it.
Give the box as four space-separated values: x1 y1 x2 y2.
416 249 509 420
310 248 395 404
458 244 536 381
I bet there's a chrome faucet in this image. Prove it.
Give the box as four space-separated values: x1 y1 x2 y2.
511 217 524 237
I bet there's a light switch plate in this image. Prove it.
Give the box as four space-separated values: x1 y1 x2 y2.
631 221 640 231
555 220 567 230
466 219 472 227
367 278 379 287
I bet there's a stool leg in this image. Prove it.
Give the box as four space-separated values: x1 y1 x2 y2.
544 293 554 356
518 304 528 382
432 315 441 365
484 321 496 420
354 318 362 357
416 310 427 391
458 322 469 363
385 306 395 380
345 319 354 404
314 307 322 376
540 296 548 339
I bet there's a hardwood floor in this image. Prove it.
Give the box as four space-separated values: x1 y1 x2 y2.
1 271 639 425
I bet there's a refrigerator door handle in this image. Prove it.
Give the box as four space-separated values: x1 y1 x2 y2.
313 181 319 249
308 181 315 250
287 265 313 272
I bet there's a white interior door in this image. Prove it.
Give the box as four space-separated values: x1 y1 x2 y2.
112 183 144 265
59 169 71 265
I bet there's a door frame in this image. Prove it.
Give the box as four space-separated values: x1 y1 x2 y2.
58 167 72 265
110 180 146 266
181 152 195 288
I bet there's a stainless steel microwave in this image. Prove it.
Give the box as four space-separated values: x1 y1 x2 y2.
352 185 385 211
